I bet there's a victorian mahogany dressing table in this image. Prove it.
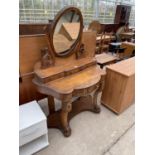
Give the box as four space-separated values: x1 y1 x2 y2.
33 7 106 137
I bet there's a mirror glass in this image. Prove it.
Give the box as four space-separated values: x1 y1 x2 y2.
53 10 80 55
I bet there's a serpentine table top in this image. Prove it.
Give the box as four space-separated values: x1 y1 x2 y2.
33 57 106 100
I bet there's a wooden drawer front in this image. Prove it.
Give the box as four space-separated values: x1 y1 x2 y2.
19 120 47 147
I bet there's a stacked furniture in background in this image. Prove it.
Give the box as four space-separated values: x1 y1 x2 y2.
114 5 131 24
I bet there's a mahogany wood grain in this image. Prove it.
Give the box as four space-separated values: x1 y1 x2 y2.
33 7 106 137
34 58 97 83
34 65 105 99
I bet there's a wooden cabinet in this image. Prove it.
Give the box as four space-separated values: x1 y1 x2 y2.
101 58 135 114
114 5 131 24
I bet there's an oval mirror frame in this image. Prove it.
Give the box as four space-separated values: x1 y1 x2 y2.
48 6 83 57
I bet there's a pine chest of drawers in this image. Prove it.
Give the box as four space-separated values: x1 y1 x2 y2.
101 57 135 114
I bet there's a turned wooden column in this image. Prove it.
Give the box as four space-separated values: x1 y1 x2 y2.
92 76 105 113
92 87 101 113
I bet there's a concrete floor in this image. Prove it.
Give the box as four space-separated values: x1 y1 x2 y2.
35 98 135 155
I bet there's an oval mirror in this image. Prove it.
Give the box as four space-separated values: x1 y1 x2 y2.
49 7 83 57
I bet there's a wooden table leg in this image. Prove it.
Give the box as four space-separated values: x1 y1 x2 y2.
92 77 105 113
92 87 101 113
48 96 55 114
60 100 72 137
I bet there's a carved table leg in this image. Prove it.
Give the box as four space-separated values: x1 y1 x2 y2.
92 79 105 113
92 88 101 113
60 100 72 137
